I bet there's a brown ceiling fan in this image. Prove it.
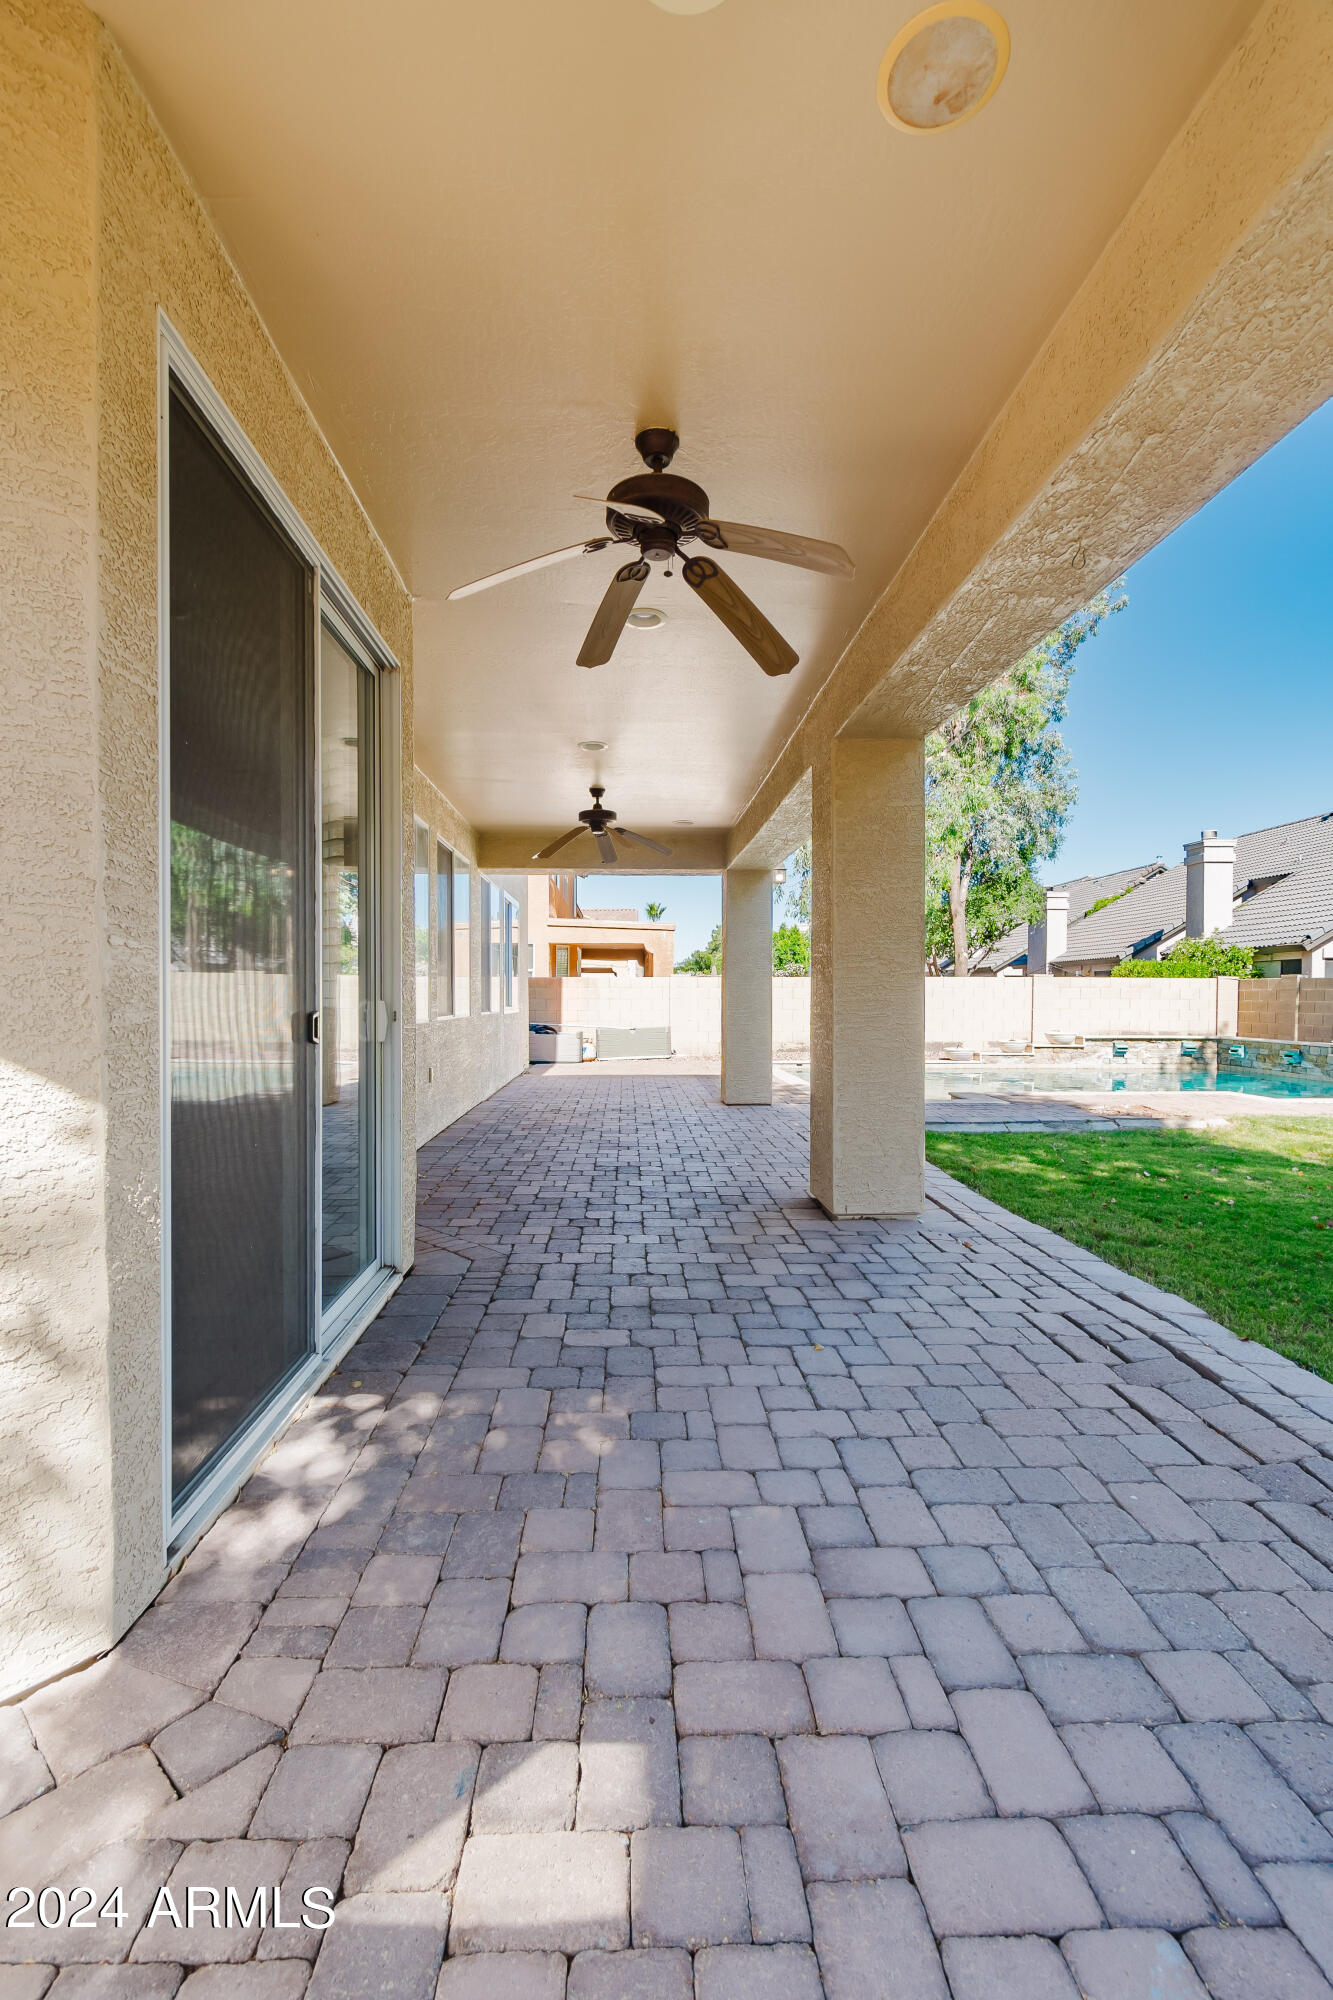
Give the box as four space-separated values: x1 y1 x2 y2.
448 429 854 677
532 786 671 866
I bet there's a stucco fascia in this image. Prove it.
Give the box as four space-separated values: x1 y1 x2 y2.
728 0 1333 863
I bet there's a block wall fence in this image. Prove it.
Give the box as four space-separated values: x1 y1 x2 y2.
526 975 1333 1058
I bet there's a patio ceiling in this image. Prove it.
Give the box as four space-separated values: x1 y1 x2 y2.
97 0 1260 839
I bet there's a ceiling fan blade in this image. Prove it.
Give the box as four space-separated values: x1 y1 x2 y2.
594 831 619 865
682 556 800 677
532 826 586 861
577 559 651 668
448 537 618 601
693 520 854 577
617 827 673 858
573 493 667 522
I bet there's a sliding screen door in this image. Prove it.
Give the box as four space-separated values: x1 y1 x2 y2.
320 622 379 1313
167 385 315 1505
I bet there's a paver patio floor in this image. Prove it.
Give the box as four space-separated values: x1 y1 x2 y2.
5 1071 1333 1997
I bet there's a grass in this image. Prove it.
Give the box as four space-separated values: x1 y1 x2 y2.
925 1116 1333 1384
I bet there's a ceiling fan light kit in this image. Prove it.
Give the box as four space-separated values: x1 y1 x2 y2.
448 430 853 677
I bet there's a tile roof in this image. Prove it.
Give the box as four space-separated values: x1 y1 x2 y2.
1054 811 1333 964
973 862 1162 971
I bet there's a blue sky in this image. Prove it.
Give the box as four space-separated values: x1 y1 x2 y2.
582 398 1333 958
1042 396 1333 882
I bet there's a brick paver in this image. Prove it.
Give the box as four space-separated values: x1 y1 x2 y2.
5 1071 1333 1994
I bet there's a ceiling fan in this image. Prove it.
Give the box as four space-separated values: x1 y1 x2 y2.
532 786 672 866
448 429 854 678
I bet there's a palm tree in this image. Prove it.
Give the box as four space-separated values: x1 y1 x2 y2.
645 901 666 921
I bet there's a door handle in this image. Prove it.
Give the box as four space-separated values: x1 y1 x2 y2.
375 1000 389 1042
307 1011 321 1044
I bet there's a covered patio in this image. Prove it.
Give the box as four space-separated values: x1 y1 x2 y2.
5 1071 1333 1995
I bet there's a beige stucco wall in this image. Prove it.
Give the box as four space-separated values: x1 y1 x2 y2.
414 767 529 1148
1 0 416 1699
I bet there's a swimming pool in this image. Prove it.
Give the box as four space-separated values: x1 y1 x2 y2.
777 1061 1333 1101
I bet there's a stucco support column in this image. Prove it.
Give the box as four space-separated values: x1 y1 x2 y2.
810 737 924 1218
721 868 773 1104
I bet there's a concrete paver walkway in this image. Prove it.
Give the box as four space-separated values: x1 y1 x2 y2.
5 1072 1333 1997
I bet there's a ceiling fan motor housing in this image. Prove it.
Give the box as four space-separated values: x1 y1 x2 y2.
605 473 710 542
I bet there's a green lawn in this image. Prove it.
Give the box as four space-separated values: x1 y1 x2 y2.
925 1117 1333 1384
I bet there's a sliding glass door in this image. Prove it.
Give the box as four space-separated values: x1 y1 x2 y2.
166 377 390 1516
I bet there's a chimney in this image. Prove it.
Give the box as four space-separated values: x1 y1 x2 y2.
1184 830 1236 938
1029 888 1069 974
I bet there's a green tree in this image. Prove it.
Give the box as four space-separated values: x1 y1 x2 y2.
926 582 1126 974
676 924 722 974
645 901 666 921
773 923 810 975
1113 937 1255 978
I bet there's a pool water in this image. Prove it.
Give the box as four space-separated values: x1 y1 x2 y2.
778 1061 1333 1101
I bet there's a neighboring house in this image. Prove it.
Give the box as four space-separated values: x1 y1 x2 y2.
974 862 1164 974
527 871 676 977
1033 813 1333 975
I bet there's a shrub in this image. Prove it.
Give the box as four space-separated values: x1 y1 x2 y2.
1112 936 1256 978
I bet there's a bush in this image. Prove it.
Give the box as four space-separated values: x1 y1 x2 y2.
1112 935 1255 978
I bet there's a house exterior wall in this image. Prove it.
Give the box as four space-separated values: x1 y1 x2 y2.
415 767 529 1146
1 0 416 1700
526 873 675 977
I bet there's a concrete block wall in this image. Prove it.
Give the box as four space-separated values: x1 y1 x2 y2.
527 974 1249 1058
1237 976 1333 1046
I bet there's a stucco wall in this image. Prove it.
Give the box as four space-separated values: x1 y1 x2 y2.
1 0 416 1699
0 0 110 1705
414 767 529 1147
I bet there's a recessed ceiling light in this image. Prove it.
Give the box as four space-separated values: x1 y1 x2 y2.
878 3 1009 135
672 819 694 826
578 740 607 751
648 0 725 13
627 607 668 629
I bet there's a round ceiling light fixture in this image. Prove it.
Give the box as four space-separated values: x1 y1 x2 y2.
578 740 607 751
627 607 668 629
647 0 725 13
878 3 1010 135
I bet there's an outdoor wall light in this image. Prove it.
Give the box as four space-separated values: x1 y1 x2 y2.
878 2 1010 134
773 867 787 885
627 607 668 629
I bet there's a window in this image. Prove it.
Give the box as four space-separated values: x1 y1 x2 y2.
452 857 471 1016
435 839 454 1016
553 944 575 978
482 878 501 1012
1280 959 1303 976
504 893 520 1009
413 821 430 1024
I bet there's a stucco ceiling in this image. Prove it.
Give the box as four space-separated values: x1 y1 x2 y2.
98 0 1260 839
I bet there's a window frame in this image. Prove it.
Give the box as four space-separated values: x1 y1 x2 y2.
434 837 455 1018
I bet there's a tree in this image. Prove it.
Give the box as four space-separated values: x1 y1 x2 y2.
773 924 809 975
925 582 1126 974
1113 937 1255 978
781 845 811 930
645 901 666 921
676 924 722 974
